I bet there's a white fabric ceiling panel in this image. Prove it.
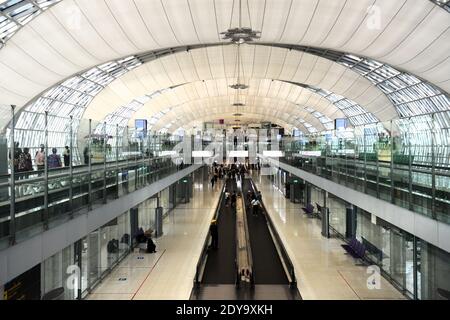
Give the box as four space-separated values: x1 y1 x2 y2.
301 0 348 46
148 60 173 89
0 40 65 86
293 53 319 83
131 0 178 47
49 0 118 62
305 58 333 84
366 96 398 122
106 0 158 51
341 79 373 101
132 66 159 93
395 31 450 86
207 46 227 79
205 79 219 97
314 63 347 89
278 50 304 81
207 0 233 39
84 45 398 127
160 55 185 83
156 0 199 45
190 48 214 80
339 0 409 54
276 0 318 43
321 0 374 48
378 8 450 66
13 26 79 76
241 45 256 78
193 81 210 99
313 99 345 119
75 0 138 54
265 47 288 79
359 0 434 59
188 0 221 42
251 45 272 78
252 0 292 42
278 82 294 100
0 59 45 96
286 85 303 102
328 69 360 94
176 51 200 82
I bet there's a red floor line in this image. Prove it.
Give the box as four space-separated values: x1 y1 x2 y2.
131 249 167 300
337 270 362 300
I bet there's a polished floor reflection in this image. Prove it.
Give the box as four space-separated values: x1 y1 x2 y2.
252 173 406 300
88 170 405 300
88 173 223 300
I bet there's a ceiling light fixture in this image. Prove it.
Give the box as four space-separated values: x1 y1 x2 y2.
220 0 260 44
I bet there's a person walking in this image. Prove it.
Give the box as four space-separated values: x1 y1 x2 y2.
63 146 70 167
210 175 215 189
251 197 261 216
210 219 218 250
48 148 62 169
231 191 237 208
224 189 231 207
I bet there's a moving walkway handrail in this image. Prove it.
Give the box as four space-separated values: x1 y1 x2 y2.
249 179 297 288
193 180 226 287
235 189 254 288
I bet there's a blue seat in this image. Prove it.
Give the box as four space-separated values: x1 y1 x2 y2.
341 237 366 260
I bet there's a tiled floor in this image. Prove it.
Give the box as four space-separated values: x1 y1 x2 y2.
87 174 223 300
252 173 406 300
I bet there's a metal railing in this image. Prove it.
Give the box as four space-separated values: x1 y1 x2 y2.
236 189 254 288
0 155 191 248
249 179 297 288
193 181 226 288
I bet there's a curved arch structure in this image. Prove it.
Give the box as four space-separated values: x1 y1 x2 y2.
0 0 448 158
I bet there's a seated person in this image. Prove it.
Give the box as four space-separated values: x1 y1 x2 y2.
136 227 147 243
146 237 157 253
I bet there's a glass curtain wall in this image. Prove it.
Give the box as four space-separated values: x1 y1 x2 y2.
281 110 450 225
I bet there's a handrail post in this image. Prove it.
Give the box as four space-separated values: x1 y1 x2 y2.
103 122 107 204
9 105 16 245
88 119 92 211
69 115 74 218
43 111 49 229
115 124 119 199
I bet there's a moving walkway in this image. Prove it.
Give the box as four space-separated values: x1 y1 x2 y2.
191 173 301 300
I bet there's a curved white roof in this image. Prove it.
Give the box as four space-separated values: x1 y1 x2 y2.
1 0 449 141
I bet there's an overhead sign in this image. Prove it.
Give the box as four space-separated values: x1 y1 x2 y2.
192 151 213 158
262 150 284 157
228 151 248 157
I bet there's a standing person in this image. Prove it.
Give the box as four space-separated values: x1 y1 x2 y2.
12 147 22 176
210 175 215 189
35 144 45 171
83 145 89 165
231 191 237 208
251 197 261 216
224 189 231 207
257 191 262 201
209 219 218 250
18 148 33 177
63 146 70 167
48 148 62 169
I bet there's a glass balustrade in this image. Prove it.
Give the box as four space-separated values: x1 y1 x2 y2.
0 111 189 250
